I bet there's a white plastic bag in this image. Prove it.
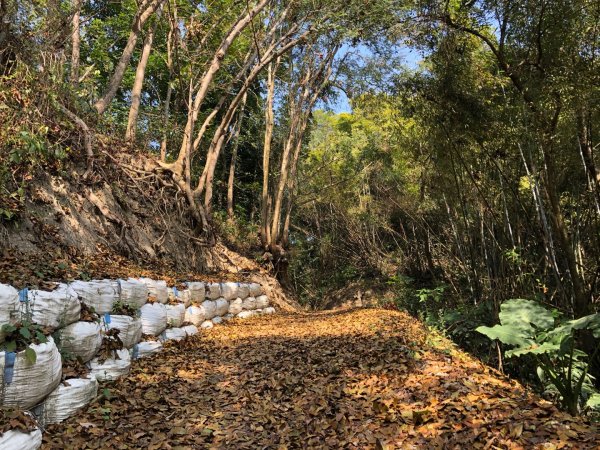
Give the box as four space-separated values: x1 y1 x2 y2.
184 305 206 326
26 284 80 328
200 320 213 329
242 297 257 311
205 283 221 300
228 298 243 315
104 315 142 349
215 298 229 316
0 337 62 409
35 377 98 425
202 300 217 319
262 307 276 315
182 325 198 336
89 349 131 381
211 316 223 325
139 278 168 304
118 279 148 309
237 310 257 320
140 303 167 336
160 328 186 342
0 284 20 343
237 283 250 299
165 303 185 327
0 428 42 450
255 295 269 309
248 283 262 297
132 341 162 359
219 282 239 300
70 280 119 314
175 289 192 307
55 321 102 363
186 282 205 303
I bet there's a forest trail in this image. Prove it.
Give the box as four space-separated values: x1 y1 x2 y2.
42 309 598 449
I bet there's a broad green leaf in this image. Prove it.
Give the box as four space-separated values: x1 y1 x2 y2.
585 393 600 410
550 314 600 339
498 299 554 331
19 327 31 340
507 341 560 358
4 340 16 353
476 324 533 347
24 347 37 365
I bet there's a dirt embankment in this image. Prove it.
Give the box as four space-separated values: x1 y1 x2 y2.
0 150 299 311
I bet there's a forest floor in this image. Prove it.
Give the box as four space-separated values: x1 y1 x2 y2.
43 309 598 449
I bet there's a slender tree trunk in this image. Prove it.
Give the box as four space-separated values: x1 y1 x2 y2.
125 16 158 141
261 59 277 248
70 0 81 85
94 0 164 114
227 92 247 221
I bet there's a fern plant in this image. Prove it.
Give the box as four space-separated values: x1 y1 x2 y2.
477 299 600 415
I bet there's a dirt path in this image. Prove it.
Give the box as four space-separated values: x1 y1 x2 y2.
43 309 598 449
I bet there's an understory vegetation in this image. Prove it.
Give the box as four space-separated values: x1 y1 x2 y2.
0 0 599 416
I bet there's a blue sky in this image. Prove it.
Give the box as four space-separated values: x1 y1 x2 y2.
328 44 422 114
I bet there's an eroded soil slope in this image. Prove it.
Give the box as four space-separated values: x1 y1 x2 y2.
43 309 598 449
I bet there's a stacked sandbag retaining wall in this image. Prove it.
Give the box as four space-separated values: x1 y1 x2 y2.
0 279 273 448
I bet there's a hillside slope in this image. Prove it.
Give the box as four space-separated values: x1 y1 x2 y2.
0 149 298 311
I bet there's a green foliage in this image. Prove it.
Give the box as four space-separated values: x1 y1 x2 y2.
1 322 49 365
477 299 600 415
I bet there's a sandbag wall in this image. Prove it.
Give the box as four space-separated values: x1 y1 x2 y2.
0 280 273 449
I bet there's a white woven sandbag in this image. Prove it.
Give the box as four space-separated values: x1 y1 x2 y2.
35 377 98 425
214 298 229 316
71 280 119 314
212 316 223 325
237 283 250 299
165 303 185 327
182 325 198 336
262 307 276 315
89 349 130 381
176 289 192 307
220 282 239 300
139 278 168 304
0 284 19 343
55 321 102 363
202 300 217 319
206 283 221 300
228 298 243 315
26 284 80 328
237 310 257 320
105 315 142 349
0 337 62 409
0 427 42 450
139 303 167 336
132 341 162 359
248 283 262 297
160 328 186 342
200 320 213 329
255 295 269 309
184 305 206 326
241 297 257 311
118 279 148 309
186 282 205 303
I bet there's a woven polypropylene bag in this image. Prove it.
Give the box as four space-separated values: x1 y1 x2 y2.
26 284 80 328
34 377 98 425
70 280 119 314
140 303 167 336
55 321 102 363
89 349 131 381
0 427 42 450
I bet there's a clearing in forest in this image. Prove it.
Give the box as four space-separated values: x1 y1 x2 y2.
43 309 599 449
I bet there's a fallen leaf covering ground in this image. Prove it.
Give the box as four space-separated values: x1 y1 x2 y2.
43 309 599 449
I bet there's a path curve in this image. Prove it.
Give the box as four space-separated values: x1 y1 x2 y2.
43 309 599 449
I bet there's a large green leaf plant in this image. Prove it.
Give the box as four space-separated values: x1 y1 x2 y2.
477 299 600 415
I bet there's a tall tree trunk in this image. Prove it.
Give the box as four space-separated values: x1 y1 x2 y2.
227 92 247 221
125 16 158 141
261 59 278 248
70 0 81 85
94 0 164 114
